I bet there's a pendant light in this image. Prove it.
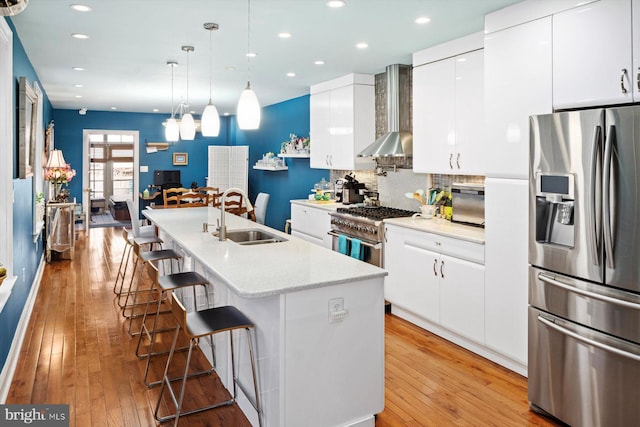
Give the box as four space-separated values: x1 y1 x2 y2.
165 60 180 142
180 45 196 140
201 22 220 137
237 0 261 130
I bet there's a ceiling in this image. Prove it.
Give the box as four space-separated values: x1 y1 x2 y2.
10 0 521 117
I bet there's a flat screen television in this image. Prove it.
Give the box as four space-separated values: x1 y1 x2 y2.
153 170 181 187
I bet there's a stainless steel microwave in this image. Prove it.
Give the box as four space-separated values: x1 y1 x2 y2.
451 183 485 227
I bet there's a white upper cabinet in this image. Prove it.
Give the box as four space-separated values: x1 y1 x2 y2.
553 0 634 109
413 33 485 175
484 17 552 179
309 74 375 170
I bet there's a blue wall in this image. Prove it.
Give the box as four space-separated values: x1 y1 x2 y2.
2 19 50 373
56 95 328 231
235 95 329 230
53 109 230 203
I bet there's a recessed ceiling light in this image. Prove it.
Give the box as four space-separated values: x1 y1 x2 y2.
75 95 83 98
70 4 91 12
71 33 89 40
152 108 159 112
327 0 346 8
287 72 296 77
415 16 431 24
225 66 236 71
314 60 325 66
223 112 230 116
245 52 257 58
74 84 84 88
72 67 85 71
278 32 292 39
356 42 368 49
111 107 117 110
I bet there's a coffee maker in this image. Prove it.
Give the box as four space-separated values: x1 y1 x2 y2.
341 174 366 204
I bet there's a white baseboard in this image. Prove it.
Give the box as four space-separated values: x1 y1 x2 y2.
0 255 45 402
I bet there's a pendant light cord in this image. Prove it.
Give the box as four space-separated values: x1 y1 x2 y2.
209 26 213 103
247 0 251 87
171 65 175 117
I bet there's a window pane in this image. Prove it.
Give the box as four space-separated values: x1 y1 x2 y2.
111 148 133 158
107 134 121 143
121 134 134 143
89 134 104 143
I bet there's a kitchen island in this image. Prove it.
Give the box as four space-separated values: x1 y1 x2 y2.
143 207 386 427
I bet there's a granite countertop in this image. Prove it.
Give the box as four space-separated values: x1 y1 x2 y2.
384 216 485 244
143 207 386 298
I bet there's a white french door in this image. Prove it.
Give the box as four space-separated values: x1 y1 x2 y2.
82 130 139 230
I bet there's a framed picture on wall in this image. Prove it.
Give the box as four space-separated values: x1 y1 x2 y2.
173 152 188 166
18 76 37 179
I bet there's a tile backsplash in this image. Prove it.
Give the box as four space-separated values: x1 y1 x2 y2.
330 169 484 212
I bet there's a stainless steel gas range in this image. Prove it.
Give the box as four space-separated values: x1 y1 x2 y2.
329 206 415 267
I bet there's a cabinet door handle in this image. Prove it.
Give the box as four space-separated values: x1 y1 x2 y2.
456 153 461 169
621 68 628 94
449 153 453 169
433 258 438 276
440 260 445 279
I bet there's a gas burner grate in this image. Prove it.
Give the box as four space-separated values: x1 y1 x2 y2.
336 206 415 221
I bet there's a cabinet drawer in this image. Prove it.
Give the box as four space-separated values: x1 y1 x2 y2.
386 223 484 265
291 204 331 241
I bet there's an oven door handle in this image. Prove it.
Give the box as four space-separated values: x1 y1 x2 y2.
327 231 382 249
537 315 640 362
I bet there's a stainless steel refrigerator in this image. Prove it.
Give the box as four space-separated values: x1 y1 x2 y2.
529 106 640 427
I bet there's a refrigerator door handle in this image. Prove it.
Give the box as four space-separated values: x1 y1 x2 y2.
537 316 640 362
589 125 602 266
538 272 640 310
603 125 615 269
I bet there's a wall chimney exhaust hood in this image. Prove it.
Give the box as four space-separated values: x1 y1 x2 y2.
358 64 412 158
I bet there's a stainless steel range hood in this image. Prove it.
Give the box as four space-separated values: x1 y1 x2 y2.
358 64 412 158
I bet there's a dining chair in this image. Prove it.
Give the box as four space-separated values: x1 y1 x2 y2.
163 187 190 207
222 191 244 215
176 192 208 207
253 193 270 225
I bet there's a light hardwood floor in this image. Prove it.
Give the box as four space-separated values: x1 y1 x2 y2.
6 227 559 426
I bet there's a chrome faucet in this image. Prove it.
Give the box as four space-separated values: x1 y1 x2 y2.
217 187 254 241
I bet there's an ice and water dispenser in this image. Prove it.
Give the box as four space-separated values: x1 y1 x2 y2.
534 173 575 248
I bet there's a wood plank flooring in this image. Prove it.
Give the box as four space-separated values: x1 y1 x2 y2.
6 227 559 426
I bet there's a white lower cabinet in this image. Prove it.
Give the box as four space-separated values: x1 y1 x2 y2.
290 203 332 249
384 223 485 345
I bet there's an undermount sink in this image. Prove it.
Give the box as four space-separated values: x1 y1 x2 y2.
214 228 288 245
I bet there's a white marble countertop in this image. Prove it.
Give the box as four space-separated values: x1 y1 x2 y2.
384 216 485 244
143 207 387 298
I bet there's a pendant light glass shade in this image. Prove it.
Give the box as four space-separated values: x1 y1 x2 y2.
165 60 179 142
237 83 261 130
180 112 196 140
179 45 196 141
201 103 220 136
237 0 260 130
165 117 179 142
201 22 220 137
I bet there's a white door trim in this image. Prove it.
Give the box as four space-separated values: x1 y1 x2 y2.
82 129 140 232
0 18 14 276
